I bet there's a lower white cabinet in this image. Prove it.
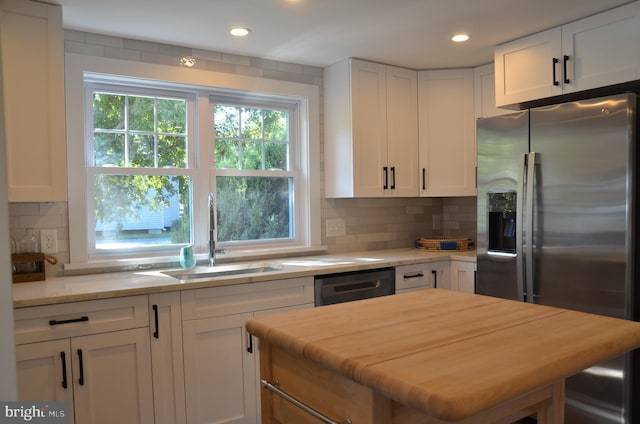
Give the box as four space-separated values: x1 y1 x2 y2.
450 260 477 293
149 292 187 424
14 296 155 424
181 277 314 424
395 261 450 293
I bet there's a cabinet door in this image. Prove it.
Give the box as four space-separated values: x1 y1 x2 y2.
386 65 419 197
183 312 257 424
562 1 640 94
494 28 563 107
451 261 476 293
418 69 476 197
149 292 186 424
72 328 154 424
15 339 75 424
473 64 511 119
0 0 67 201
351 59 388 197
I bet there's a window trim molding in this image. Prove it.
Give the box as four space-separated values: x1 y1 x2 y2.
65 53 321 268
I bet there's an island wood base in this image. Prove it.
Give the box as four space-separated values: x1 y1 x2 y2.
258 341 565 424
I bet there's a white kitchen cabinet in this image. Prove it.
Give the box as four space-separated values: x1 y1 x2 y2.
149 292 187 424
0 0 67 201
181 277 314 424
450 260 476 294
395 261 450 293
324 58 419 197
495 1 640 108
473 63 511 119
418 69 476 197
14 296 154 424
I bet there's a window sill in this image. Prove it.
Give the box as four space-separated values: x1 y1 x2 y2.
63 245 329 276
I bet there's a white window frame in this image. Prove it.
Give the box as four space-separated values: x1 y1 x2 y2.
64 53 321 271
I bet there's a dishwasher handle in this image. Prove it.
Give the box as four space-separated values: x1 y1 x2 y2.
331 279 381 294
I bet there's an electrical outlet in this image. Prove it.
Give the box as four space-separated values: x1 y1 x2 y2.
40 229 58 254
325 218 346 237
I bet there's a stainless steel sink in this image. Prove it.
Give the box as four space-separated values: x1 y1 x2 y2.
163 262 283 282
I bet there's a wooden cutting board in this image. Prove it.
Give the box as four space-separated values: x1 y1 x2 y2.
246 289 640 421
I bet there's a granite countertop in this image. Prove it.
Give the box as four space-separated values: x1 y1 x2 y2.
12 248 476 308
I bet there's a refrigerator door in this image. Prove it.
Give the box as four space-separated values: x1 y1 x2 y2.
476 111 529 300
530 94 636 424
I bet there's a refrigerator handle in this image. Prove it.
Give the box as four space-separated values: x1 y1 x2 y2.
516 153 527 302
524 152 537 303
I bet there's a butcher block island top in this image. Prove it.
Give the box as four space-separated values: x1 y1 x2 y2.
246 289 640 424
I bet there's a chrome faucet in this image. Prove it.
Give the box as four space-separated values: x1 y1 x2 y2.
208 193 216 266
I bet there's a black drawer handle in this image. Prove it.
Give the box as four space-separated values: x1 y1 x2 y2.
49 316 89 326
403 273 424 280
563 55 570 84
552 57 559 86
432 270 438 288
60 351 68 389
77 349 85 386
152 304 159 339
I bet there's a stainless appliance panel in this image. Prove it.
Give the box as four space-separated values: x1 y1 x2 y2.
476 111 529 301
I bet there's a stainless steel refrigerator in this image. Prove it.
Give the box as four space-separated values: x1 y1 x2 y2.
476 93 639 424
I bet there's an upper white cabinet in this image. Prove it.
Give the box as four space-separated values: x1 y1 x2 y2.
418 69 476 197
0 0 67 201
495 1 640 107
473 63 511 119
324 58 419 198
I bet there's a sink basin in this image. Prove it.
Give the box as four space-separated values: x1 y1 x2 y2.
163 262 283 282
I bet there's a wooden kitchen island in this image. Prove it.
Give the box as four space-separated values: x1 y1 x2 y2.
246 289 640 424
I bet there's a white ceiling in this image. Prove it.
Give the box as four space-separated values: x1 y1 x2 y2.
52 0 631 69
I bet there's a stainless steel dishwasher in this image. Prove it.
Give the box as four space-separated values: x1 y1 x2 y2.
314 267 395 306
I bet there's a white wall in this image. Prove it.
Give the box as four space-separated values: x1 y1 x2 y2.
0 33 18 400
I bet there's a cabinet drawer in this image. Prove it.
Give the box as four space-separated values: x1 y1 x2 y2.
395 263 436 291
181 277 314 320
14 295 149 344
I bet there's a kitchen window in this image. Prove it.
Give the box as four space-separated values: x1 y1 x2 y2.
66 62 320 267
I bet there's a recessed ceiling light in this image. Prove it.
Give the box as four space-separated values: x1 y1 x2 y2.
180 56 196 67
230 27 251 37
452 34 470 43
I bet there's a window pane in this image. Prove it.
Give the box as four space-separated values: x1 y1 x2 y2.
158 135 187 168
93 93 125 130
94 174 191 250
214 105 239 138
240 108 262 139
265 142 287 170
129 134 155 167
263 110 288 141
128 96 155 132
216 176 292 242
215 139 239 169
94 133 125 166
157 98 187 134
242 141 262 170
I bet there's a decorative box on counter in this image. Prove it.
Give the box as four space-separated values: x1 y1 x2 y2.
11 253 45 283
415 236 475 251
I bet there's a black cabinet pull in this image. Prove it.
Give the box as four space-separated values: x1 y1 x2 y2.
552 57 559 86
383 166 388 189
247 333 253 354
432 270 438 288
152 304 159 339
49 316 89 326
563 55 570 84
60 351 68 389
77 349 84 386
422 168 426 190
390 167 396 189
403 272 424 280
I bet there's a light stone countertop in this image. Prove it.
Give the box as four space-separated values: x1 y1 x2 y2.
12 248 476 308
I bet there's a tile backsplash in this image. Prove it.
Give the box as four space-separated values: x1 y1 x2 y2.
7 30 477 277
